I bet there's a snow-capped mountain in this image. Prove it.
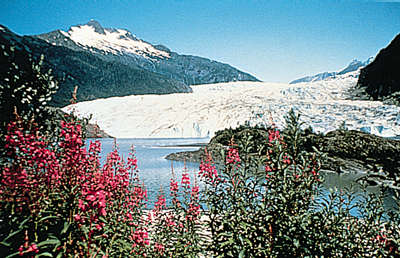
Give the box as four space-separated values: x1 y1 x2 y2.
290 57 374 84
0 24 192 107
63 70 400 139
33 20 258 105
59 20 171 60
0 21 259 107
338 57 374 75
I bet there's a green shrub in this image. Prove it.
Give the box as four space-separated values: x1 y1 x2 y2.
200 110 400 257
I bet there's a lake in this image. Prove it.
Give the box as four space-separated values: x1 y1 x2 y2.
87 137 208 207
88 138 398 212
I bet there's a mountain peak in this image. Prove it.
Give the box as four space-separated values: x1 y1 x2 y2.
290 57 374 84
83 19 105 34
365 56 374 64
60 20 172 59
349 58 361 65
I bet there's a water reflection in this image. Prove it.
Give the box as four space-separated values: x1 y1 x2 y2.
320 170 398 216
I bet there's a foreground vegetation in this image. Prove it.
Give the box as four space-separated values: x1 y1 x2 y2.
1 49 399 257
1 110 399 257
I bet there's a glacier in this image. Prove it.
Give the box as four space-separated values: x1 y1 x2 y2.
63 71 400 138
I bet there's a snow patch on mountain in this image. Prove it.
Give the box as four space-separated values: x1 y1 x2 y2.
60 21 170 60
63 72 400 139
290 57 374 84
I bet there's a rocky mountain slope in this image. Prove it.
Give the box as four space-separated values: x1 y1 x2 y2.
35 20 259 87
356 33 400 105
290 58 373 84
36 20 259 86
0 25 191 107
1 21 258 107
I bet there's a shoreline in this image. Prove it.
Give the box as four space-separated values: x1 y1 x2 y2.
165 128 400 190
155 143 207 148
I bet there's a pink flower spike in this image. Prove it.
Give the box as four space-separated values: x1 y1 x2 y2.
181 173 190 186
74 214 81 221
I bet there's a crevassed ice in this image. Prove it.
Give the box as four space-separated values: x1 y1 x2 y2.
63 71 400 138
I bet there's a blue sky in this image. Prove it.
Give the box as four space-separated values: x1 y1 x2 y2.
1 0 399 82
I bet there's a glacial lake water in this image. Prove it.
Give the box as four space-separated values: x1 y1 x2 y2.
87 138 398 213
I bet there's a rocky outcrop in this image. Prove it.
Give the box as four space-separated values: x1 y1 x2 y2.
85 123 113 138
166 126 269 163
356 34 400 105
166 127 400 188
306 130 400 181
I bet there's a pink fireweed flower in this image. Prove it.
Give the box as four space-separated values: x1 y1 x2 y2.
181 172 191 186
165 213 177 228
186 203 201 221
282 154 291 164
268 129 282 143
131 230 150 247
18 245 24 256
74 214 81 221
265 165 273 172
27 243 39 254
86 194 96 202
154 242 165 254
226 147 241 165
127 146 138 171
99 207 107 217
199 150 219 183
154 193 166 211
191 185 199 197
170 178 179 194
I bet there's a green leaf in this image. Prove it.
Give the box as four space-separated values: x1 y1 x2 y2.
37 238 61 248
37 252 54 257
5 251 20 258
18 217 30 229
239 249 245 258
0 241 11 247
39 215 58 223
61 222 70 234
2 228 23 243
294 238 300 248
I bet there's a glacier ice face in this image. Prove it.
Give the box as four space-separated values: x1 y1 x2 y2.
63 72 400 139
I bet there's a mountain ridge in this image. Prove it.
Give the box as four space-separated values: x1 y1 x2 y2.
0 24 192 107
1 20 259 107
290 57 373 84
35 20 259 87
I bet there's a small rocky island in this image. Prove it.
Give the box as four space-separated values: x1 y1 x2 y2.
166 126 400 189
85 123 113 138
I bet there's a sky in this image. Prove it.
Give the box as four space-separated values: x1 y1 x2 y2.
1 0 399 83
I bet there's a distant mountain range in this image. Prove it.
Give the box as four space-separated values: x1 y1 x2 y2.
0 20 259 107
290 57 374 84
